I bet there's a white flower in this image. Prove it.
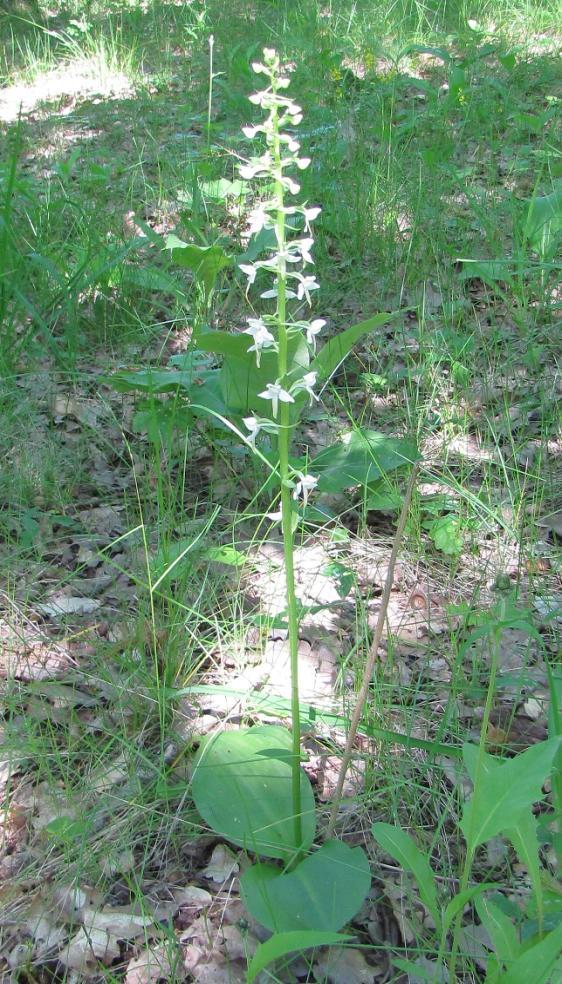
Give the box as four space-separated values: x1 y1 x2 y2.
266 508 283 522
293 237 314 265
281 175 300 195
296 157 311 170
292 472 318 506
243 416 262 447
247 205 274 234
242 124 262 139
303 205 321 229
243 318 275 366
251 61 269 74
260 282 296 299
291 371 319 405
305 318 325 348
239 263 258 285
258 382 295 418
296 275 320 303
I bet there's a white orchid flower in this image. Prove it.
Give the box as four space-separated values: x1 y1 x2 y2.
239 263 258 285
243 318 275 366
296 274 320 303
292 472 318 507
305 318 325 349
258 382 295 418
291 371 319 405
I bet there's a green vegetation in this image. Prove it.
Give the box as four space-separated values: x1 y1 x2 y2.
0 0 561 981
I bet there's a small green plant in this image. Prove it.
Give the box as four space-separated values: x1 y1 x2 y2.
372 592 562 982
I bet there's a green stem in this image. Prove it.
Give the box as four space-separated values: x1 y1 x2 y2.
447 602 504 979
272 97 303 856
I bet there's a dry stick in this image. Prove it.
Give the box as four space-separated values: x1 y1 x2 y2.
326 462 420 839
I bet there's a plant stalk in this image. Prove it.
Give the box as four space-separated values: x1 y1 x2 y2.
273 98 303 854
326 462 420 839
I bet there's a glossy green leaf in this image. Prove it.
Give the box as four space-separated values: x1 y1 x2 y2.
311 312 393 381
191 726 315 860
247 931 352 983
371 822 440 929
241 840 371 932
461 738 561 849
311 429 419 493
427 513 463 555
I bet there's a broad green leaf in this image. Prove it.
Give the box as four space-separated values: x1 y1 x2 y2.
241 840 371 932
461 738 561 849
191 726 315 860
199 178 246 201
459 260 513 287
311 312 393 381
371 822 440 929
165 235 232 297
504 811 543 923
496 924 562 983
247 931 352 983
107 368 195 394
442 883 496 937
392 957 446 981
524 181 562 258
427 513 463 555
117 266 183 296
476 896 520 964
221 334 309 415
311 429 419 494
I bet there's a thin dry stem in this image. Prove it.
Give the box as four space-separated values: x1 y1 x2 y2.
326 463 420 839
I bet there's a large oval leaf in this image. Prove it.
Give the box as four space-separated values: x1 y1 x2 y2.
247 931 353 983
311 429 419 493
241 839 371 932
191 726 315 860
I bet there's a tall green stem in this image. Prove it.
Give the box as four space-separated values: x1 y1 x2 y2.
272 99 303 855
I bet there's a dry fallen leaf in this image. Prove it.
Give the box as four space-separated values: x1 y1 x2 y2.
37 595 102 618
125 943 181 983
201 844 239 884
314 946 378 984
58 926 120 975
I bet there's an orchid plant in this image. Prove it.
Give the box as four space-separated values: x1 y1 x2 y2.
190 48 373 969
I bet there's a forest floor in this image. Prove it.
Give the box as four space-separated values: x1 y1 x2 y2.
1 0 561 981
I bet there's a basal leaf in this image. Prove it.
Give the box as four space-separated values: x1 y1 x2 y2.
311 429 419 493
475 896 520 964
311 312 393 381
241 840 371 933
191 726 316 860
165 235 232 296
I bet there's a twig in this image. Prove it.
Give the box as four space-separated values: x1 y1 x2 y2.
326 463 420 839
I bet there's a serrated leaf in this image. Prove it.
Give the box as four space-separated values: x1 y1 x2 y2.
191 726 316 860
241 840 370 932
427 513 463 555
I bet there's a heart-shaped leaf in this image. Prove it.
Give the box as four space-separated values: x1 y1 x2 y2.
241 839 371 932
191 726 315 860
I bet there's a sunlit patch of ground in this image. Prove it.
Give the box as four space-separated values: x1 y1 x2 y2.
0 57 136 122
